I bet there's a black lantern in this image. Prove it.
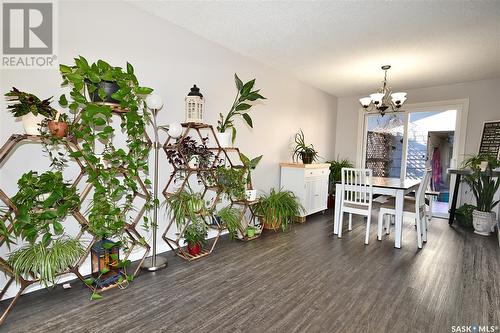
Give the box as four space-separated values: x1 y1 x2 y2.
91 239 121 286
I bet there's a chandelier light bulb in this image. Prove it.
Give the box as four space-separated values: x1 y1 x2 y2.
359 97 372 108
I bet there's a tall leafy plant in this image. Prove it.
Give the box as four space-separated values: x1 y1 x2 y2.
239 152 262 189
217 74 266 143
292 130 319 163
462 154 500 212
327 157 354 195
59 56 153 239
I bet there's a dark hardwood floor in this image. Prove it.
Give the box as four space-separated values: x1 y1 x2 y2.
1 209 499 333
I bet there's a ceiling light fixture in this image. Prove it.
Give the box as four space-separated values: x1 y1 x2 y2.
359 65 407 116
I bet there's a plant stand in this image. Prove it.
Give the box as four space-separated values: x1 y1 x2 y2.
0 106 153 324
0 134 90 325
161 123 226 261
230 200 263 241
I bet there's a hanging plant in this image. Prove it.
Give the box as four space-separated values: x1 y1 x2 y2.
59 56 154 239
4 171 84 287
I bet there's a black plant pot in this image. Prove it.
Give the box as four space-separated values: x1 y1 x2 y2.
300 152 314 164
87 80 120 104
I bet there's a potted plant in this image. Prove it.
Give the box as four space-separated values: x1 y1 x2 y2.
292 130 319 164
217 206 242 239
184 220 208 256
246 226 256 238
5 87 57 135
239 152 263 201
165 189 207 229
216 166 247 201
462 154 500 236
327 157 354 208
217 74 266 147
60 56 153 107
454 203 475 229
254 188 304 231
60 57 154 236
3 171 84 287
47 111 70 138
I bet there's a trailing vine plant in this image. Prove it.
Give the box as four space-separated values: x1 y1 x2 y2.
59 56 154 241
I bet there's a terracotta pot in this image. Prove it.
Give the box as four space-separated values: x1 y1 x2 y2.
327 195 335 209
263 218 281 231
187 243 201 256
48 121 68 138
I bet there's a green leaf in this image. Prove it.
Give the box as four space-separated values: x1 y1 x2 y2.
93 118 106 126
110 253 119 261
235 103 251 111
126 274 134 282
127 62 134 74
59 94 68 107
84 278 95 285
246 92 266 101
42 232 52 245
53 221 63 235
102 241 116 250
240 79 255 96
234 74 243 90
231 126 237 144
134 87 153 95
242 113 253 128
91 293 103 300
100 267 110 275
59 64 72 74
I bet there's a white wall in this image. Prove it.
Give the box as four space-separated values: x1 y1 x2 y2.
0 1 337 298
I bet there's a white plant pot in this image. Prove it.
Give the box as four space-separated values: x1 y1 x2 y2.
472 210 496 236
245 189 257 202
216 132 231 148
21 113 45 135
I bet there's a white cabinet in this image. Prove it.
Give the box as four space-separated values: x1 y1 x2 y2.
279 163 330 217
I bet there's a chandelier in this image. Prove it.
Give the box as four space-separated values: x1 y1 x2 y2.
359 65 407 116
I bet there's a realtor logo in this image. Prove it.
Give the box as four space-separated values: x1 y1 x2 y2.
2 1 57 68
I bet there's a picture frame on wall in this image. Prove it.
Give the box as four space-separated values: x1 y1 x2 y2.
478 120 500 159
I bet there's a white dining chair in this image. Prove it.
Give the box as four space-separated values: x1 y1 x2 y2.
338 168 373 244
377 168 432 249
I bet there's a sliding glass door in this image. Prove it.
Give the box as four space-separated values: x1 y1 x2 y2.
362 109 458 217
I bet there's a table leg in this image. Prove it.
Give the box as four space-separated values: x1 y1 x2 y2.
394 190 404 249
449 174 461 225
334 184 342 235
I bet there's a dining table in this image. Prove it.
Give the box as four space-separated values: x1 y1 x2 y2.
333 177 421 248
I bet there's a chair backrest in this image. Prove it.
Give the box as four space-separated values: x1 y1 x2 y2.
415 168 432 212
341 168 373 207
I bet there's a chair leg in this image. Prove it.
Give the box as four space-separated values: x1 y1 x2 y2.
415 216 423 249
338 208 344 238
385 215 391 235
365 213 371 245
348 213 353 231
422 214 428 243
377 211 384 241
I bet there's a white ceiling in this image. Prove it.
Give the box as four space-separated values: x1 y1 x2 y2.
133 1 500 97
